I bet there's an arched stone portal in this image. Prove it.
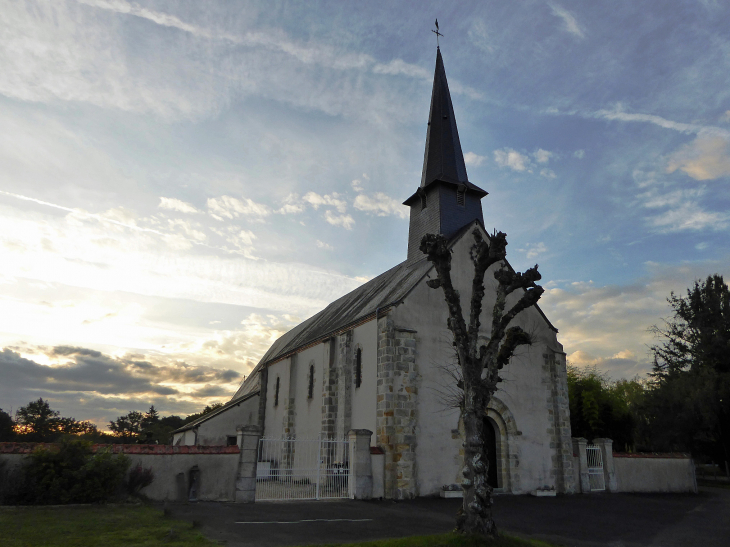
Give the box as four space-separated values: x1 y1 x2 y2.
485 397 519 493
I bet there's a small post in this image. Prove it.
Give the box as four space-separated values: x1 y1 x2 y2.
572 437 590 493
235 425 261 503
593 438 618 493
348 429 373 500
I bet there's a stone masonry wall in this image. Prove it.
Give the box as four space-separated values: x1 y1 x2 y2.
376 315 419 499
543 349 575 494
321 338 338 439
336 330 353 440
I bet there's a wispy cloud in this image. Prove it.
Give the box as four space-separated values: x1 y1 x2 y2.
353 193 408 219
647 202 729 233
324 210 355 230
666 135 730 181
548 3 585 39
159 197 200 214
302 192 347 213
464 152 487 166
207 196 271 221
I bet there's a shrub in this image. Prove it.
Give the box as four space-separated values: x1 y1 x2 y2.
126 464 154 496
4 438 130 505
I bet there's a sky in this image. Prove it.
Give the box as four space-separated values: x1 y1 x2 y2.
1 0 729 428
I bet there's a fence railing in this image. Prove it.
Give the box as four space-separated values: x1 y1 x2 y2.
256 437 350 501
586 445 606 492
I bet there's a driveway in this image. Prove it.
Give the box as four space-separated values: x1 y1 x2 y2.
166 486 730 547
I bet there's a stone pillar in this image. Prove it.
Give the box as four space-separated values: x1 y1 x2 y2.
572 437 590 493
321 338 338 439
545 349 575 494
337 331 353 440
593 438 618 493
348 429 373 499
235 425 261 503
375 316 419 499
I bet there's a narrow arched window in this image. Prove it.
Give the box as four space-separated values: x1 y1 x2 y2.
308 364 314 399
355 348 362 388
274 376 280 407
420 192 427 210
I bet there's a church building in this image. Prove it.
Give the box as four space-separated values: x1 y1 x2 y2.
173 48 575 498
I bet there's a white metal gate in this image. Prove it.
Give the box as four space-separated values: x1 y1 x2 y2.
586 445 605 491
255 437 350 501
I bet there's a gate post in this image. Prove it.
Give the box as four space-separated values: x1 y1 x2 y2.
572 437 590 493
593 438 618 492
235 425 261 503
348 429 373 499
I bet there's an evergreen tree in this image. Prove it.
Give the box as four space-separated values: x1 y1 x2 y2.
649 274 730 462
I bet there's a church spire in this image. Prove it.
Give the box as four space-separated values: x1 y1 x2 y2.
420 47 469 187
403 47 487 265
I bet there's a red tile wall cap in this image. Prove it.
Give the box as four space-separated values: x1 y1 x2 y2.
0 442 239 455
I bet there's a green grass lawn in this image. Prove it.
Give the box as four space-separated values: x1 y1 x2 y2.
0 504 215 547
0 505 554 547
302 532 555 547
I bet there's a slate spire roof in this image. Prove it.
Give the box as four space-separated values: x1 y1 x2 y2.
421 47 470 187
405 48 487 205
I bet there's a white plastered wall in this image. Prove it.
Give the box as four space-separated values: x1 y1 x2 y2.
351 320 377 443
292 343 327 440
264 358 291 439
195 396 259 446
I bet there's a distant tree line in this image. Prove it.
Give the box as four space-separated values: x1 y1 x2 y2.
568 274 729 465
0 399 225 445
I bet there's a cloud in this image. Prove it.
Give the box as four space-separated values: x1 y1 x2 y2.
548 3 585 39
647 202 729 233
533 149 553 164
541 258 730 379
0 344 247 427
592 107 730 137
316 240 333 250
159 197 200 214
207 196 271 221
539 168 556 179
353 193 408 219
518 242 547 259
573 149 585 159
666 135 730 181
2 346 186 397
464 152 487 167
276 194 306 215
302 192 347 213
494 148 530 172
324 210 355 230
372 59 430 80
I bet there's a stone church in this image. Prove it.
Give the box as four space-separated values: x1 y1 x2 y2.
173 48 575 498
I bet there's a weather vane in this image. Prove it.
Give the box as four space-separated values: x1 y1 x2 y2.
432 19 443 47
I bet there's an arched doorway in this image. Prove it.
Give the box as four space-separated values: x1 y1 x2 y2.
483 417 499 488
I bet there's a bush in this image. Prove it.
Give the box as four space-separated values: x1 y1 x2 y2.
2 438 130 505
126 464 154 496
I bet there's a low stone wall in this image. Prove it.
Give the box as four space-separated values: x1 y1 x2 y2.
0 443 241 502
614 453 697 493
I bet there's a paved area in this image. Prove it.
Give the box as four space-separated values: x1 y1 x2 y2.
166 486 730 547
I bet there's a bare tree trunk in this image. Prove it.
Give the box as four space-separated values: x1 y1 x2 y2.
457 382 497 536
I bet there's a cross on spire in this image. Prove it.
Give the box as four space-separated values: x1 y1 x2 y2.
432 19 443 47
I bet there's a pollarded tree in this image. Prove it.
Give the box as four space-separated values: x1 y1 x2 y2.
420 229 544 537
